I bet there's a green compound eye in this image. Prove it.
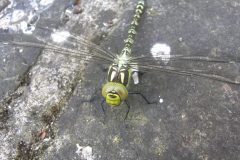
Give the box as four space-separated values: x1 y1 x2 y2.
106 93 121 107
102 82 128 107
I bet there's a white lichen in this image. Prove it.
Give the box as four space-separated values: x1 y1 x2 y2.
76 144 94 160
51 31 71 43
151 43 171 64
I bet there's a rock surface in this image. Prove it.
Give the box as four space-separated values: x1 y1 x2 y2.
0 0 239 160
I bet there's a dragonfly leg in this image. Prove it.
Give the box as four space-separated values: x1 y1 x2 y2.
124 100 131 120
128 92 156 104
101 99 106 115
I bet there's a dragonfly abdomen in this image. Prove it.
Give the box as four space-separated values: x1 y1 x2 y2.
121 0 145 57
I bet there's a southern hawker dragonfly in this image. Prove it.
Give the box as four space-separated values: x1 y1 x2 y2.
1 0 239 119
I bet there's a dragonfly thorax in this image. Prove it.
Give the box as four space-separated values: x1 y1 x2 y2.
107 63 131 86
115 51 132 69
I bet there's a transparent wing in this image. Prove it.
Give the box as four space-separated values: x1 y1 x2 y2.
129 54 240 85
131 54 240 63
0 32 116 65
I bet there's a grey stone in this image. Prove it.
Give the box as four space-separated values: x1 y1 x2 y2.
0 0 239 160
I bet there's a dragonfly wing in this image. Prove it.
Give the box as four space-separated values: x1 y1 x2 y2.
130 54 240 85
0 33 115 65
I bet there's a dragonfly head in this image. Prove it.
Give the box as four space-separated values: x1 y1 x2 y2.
102 82 128 107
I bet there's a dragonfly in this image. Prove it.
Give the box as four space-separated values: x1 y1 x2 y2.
1 0 240 119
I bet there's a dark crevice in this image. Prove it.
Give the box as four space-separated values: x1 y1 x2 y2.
0 0 10 13
0 48 43 131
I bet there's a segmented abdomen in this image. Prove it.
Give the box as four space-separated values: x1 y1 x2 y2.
121 0 145 56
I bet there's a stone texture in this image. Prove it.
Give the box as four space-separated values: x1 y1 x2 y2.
0 0 239 160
